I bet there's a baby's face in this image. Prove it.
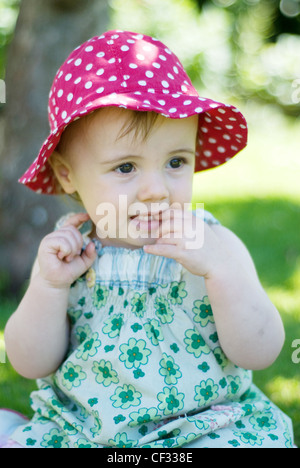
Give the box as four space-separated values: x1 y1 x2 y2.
59 107 198 249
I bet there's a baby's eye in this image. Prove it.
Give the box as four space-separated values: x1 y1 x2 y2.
168 157 185 169
115 162 135 174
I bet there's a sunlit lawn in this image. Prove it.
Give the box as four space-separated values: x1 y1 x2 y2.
191 106 300 446
0 105 299 446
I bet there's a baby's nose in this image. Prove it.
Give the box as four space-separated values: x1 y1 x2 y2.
137 172 169 203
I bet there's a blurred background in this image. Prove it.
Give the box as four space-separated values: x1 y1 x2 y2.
0 0 299 445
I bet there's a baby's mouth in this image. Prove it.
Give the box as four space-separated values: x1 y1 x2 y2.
129 212 162 233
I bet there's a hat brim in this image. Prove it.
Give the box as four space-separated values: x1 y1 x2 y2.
18 93 247 194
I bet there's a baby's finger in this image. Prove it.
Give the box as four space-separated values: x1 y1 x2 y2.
158 216 185 239
59 225 83 252
62 212 90 230
51 236 76 261
144 242 179 260
80 242 97 268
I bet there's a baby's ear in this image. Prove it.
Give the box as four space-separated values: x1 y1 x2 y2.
48 151 77 194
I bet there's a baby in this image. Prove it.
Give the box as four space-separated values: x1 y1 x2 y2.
2 30 294 448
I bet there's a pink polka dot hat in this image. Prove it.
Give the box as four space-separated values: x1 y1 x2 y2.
19 30 248 195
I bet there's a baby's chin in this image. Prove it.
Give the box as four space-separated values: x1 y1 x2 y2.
98 234 160 250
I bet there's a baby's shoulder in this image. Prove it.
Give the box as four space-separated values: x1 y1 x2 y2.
193 208 221 226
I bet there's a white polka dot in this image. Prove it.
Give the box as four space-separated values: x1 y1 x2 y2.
76 97 83 104
85 45 94 52
108 76 117 82
217 146 226 153
218 108 226 114
96 51 105 58
158 100 166 106
74 77 81 84
129 63 138 69
204 150 212 157
121 45 129 51
181 85 187 92
159 54 167 61
162 80 169 88
65 73 72 81
138 80 147 86
96 87 104 94
86 63 93 71
85 81 93 89
195 107 203 113
208 138 216 144
153 62 161 69
169 108 177 113
167 73 174 80
96 68 104 76
67 93 73 101
223 134 231 140
173 66 179 74
184 100 192 105
145 70 154 78
136 54 145 61
61 111 67 119
57 89 63 98
75 58 82 66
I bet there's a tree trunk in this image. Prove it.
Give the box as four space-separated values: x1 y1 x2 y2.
0 0 110 293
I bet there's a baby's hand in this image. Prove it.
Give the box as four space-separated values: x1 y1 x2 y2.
144 208 222 278
37 213 97 289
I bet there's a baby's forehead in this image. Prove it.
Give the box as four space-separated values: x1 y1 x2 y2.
60 107 157 149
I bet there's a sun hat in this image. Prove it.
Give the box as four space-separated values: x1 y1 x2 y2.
19 29 248 195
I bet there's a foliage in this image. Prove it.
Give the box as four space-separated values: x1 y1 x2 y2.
0 0 299 447
0 0 20 79
110 0 300 114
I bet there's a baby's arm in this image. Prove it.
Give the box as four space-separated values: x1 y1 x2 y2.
4 213 97 379
204 224 285 370
144 210 285 370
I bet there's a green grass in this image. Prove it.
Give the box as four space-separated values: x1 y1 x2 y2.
1 196 299 445
1 105 299 445
197 197 300 446
0 298 37 418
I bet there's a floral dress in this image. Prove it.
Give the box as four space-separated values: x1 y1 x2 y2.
11 211 294 448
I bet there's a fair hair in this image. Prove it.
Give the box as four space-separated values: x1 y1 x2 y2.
48 107 160 198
